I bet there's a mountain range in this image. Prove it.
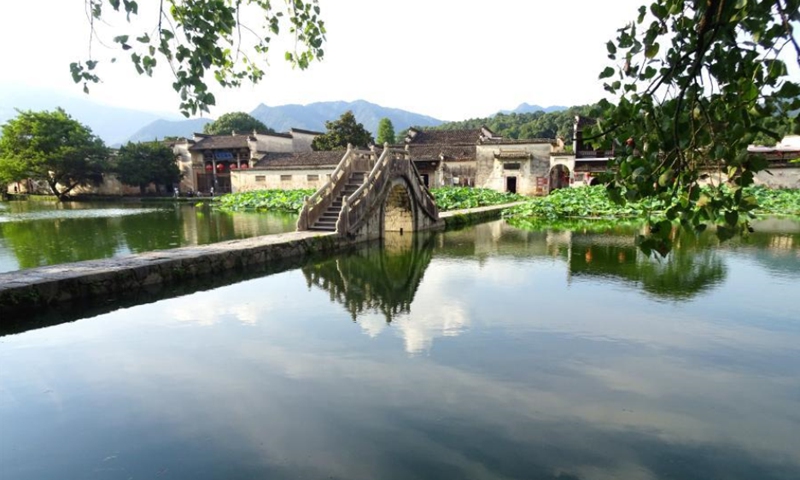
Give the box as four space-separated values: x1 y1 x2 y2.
1 86 567 145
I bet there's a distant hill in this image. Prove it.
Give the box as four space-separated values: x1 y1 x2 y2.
249 99 443 134
433 105 597 141
0 85 182 145
498 103 568 115
125 118 214 144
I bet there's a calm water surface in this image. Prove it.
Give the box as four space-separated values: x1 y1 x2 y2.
1 219 799 480
0 200 297 273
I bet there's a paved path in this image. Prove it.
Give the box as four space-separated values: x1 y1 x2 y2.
0 202 522 316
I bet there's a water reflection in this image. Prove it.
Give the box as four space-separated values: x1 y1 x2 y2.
1 220 800 479
0 201 297 272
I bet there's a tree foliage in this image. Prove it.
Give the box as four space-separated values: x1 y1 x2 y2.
203 112 274 135
434 105 597 142
115 141 181 194
74 0 326 116
311 111 374 151
0 109 109 200
376 118 396 145
596 0 800 254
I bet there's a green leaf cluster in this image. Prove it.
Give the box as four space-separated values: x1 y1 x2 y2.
502 186 667 221
311 111 373 151
597 0 800 249
0 109 109 200
431 187 525 211
77 0 326 116
203 112 274 135
214 189 315 212
115 141 182 194
432 105 597 142
376 118 396 145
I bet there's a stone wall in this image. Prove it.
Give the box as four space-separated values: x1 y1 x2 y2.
231 168 334 192
0 203 511 321
0 231 348 318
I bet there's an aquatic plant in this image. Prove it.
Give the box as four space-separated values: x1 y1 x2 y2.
431 187 525 211
214 189 315 212
503 185 800 223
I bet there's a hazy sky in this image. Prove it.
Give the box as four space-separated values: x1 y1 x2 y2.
0 0 647 120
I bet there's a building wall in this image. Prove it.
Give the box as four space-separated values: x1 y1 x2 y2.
172 141 195 193
441 161 476 187
291 132 317 152
232 168 335 192
476 143 552 196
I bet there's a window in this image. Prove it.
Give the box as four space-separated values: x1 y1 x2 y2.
280 175 292 182
255 175 266 183
307 174 319 181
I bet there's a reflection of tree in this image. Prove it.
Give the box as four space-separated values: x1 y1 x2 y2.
570 232 726 301
302 232 435 322
118 206 185 253
0 217 123 269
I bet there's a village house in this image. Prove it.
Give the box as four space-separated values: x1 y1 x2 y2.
171 127 322 194
402 126 567 195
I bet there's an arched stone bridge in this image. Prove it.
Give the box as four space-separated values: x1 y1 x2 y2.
297 145 443 240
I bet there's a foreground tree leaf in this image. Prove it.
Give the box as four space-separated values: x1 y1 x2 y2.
597 0 800 253
76 0 326 116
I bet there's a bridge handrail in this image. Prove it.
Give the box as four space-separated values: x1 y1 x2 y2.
297 146 373 231
338 145 439 235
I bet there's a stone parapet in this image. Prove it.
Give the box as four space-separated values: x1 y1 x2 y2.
0 231 345 319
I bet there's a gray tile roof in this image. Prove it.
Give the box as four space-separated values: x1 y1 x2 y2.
406 129 484 145
253 151 345 169
407 144 476 162
189 135 252 151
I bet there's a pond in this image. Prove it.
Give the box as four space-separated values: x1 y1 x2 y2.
0 200 298 273
1 219 799 480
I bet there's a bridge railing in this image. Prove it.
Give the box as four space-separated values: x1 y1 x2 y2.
297 146 376 230
338 145 439 235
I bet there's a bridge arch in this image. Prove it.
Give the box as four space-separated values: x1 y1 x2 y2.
383 178 416 233
297 145 443 240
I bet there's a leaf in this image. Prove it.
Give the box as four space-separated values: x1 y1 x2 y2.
599 67 615 79
645 43 660 59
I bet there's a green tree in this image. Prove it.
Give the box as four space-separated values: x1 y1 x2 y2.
376 118 396 145
203 112 274 135
115 141 181 194
311 111 374 151
0 109 109 200
74 0 326 115
597 0 800 254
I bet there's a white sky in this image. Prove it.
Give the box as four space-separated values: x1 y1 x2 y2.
0 0 647 121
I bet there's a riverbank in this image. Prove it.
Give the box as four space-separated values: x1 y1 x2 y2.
0 203 514 319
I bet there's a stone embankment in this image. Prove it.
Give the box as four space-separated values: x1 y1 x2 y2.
0 203 518 319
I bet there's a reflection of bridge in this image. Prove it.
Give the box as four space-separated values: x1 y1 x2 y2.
302 232 435 322
297 145 443 239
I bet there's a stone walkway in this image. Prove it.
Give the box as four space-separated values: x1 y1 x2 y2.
0 202 520 317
